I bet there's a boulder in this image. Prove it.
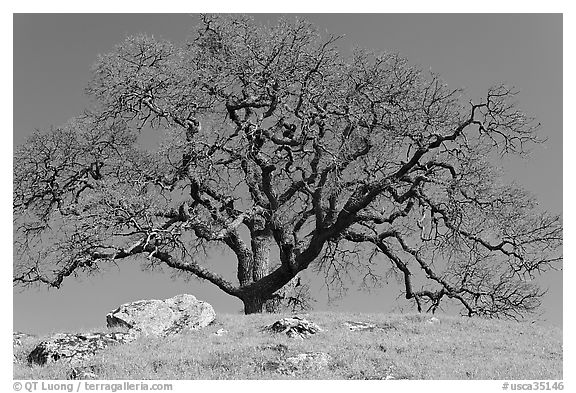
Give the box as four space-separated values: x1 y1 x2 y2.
427 317 440 324
27 332 136 366
263 317 322 339
106 294 215 336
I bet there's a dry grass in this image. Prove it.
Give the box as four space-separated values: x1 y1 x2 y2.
13 312 562 380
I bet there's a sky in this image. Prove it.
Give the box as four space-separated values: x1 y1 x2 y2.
12 13 563 334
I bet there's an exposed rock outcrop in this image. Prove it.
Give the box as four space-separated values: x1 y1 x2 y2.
285 352 332 371
263 316 323 339
106 294 215 337
264 352 333 375
344 321 378 331
344 321 398 332
27 332 136 366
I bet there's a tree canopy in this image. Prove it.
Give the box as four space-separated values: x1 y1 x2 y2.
14 14 562 317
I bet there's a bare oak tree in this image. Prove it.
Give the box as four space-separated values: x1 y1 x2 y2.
14 15 562 317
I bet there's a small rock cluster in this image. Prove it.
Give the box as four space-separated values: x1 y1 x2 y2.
262 316 323 339
259 318 330 375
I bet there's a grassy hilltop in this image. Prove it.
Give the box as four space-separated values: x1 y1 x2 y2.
14 312 562 380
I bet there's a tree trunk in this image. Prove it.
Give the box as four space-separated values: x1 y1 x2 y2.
242 294 267 314
251 225 272 282
240 221 299 314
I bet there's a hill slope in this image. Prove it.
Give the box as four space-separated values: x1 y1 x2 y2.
13 312 562 380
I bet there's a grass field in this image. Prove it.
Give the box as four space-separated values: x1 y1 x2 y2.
13 312 562 380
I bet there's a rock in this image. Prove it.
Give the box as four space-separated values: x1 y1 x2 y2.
263 317 322 339
214 328 228 336
106 294 215 337
266 352 332 375
344 321 377 331
27 332 136 366
284 352 332 371
344 321 398 332
427 317 440 324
